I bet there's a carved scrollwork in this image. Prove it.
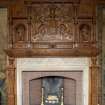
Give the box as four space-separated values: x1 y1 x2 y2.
79 24 91 42
14 24 26 42
30 4 74 42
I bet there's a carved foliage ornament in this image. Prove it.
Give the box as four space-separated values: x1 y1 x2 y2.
30 4 74 42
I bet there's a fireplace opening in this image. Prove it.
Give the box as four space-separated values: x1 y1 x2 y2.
29 76 77 105
42 76 63 105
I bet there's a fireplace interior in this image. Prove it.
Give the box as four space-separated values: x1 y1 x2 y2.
41 76 63 105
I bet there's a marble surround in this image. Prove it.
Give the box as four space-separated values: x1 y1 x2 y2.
16 57 90 105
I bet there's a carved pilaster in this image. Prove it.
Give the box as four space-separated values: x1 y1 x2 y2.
89 57 100 105
6 57 16 105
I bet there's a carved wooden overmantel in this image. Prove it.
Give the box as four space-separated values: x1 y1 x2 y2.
3 1 102 105
5 0 99 57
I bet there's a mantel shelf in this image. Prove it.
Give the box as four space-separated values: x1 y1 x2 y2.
5 47 99 57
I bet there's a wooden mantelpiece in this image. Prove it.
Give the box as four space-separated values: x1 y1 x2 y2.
4 1 102 105
5 46 99 57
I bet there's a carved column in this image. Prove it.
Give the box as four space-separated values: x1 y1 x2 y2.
90 57 99 105
6 57 16 105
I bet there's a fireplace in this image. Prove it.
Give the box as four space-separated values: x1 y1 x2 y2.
17 58 89 105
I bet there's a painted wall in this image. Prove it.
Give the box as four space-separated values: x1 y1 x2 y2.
0 8 7 105
97 6 105 105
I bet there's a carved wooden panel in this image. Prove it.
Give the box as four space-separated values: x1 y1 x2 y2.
9 3 96 48
78 2 94 17
11 4 27 18
6 1 99 57
30 4 74 42
12 19 28 48
77 18 96 48
28 3 77 49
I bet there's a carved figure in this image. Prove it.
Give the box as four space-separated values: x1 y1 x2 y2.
79 24 91 42
15 24 26 42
